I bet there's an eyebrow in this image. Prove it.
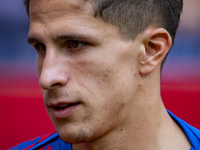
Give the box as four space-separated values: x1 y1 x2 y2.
27 34 97 45
55 34 97 43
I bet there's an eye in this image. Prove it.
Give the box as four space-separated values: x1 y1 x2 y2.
66 40 87 50
34 43 46 54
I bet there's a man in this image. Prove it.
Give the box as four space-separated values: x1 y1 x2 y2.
10 0 200 149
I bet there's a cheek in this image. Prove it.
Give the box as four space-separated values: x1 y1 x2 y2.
76 65 129 116
71 61 120 105
75 65 116 100
71 53 137 103
71 59 111 87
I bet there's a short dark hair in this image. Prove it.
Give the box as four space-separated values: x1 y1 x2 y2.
23 0 183 69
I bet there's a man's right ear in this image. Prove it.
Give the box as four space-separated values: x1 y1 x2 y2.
139 28 172 76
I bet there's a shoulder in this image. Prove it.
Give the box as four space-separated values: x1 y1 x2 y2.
8 132 72 150
168 110 200 150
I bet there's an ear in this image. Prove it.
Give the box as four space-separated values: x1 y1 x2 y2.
139 28 172 75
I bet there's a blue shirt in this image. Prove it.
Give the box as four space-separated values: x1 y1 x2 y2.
168 110 200 150
9 110 200 150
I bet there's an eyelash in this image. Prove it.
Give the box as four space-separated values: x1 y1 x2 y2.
33 40 88 54
64 40 88 50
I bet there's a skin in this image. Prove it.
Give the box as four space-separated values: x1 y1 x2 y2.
28 0 192 149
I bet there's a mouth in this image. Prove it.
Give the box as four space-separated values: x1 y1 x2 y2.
49 102 80 119
53 103 78 110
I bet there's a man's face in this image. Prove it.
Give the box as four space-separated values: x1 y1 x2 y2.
28 0 142 143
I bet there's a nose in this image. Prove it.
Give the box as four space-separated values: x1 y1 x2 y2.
38 50 68 90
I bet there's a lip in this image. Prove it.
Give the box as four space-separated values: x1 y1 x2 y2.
48 102 80 119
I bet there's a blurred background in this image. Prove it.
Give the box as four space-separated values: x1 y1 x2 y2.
0 0 200 149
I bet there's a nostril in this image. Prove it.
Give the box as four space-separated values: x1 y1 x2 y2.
51 83 62 87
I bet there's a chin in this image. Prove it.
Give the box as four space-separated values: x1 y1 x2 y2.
56 124 95 144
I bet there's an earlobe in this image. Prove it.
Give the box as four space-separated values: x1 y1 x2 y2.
139 28 172 76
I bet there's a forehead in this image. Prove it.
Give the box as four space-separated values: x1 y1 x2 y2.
29 0 94 22
28 0 126 46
